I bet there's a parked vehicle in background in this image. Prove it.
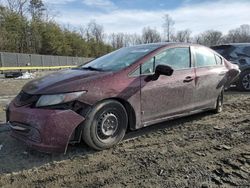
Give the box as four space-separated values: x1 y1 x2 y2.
7 43 240 153
211 43 250 91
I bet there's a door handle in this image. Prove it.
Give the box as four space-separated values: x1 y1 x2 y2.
183 76 194 83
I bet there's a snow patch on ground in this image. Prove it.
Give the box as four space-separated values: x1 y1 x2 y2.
15 72 34 80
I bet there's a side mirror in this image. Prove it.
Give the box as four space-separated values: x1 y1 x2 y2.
145 65 174 82
155 64 174 76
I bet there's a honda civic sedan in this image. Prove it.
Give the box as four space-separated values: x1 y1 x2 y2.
7 43 240 153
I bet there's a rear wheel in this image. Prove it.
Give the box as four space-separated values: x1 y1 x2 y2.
82 100 128 150
238 70 250 91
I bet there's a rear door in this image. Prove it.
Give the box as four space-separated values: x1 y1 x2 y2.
140 47 196 124
192 46 227 110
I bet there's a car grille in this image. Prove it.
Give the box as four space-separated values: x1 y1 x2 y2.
14 91 39 107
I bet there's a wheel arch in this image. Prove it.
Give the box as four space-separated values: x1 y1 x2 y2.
238 68 250 91
73 97 136 143
106 97 137 131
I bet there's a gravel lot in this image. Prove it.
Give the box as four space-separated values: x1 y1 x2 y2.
0 73 249 188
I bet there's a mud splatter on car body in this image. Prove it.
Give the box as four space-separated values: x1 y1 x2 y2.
7 43 240 153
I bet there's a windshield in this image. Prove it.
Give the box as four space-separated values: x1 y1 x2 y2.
80 44 162 71
212 45 250 60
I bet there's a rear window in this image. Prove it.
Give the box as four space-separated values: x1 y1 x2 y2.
242 46 250 56
211 45 233 59
212 45 250 60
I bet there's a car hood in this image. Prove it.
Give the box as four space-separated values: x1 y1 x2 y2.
22 69 111 95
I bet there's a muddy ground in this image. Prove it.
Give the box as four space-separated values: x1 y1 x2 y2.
0 74 249 188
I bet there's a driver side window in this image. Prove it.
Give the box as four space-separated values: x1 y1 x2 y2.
129 47 190 77
155 48 190 70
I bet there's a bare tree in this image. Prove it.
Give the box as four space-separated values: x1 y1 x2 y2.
142 27 161 44
163 14 175 42
108 33 142 49
109 33 125 49
127 33 143 45
193 35 202 44
173 29 192 43
43 5 57 22
225 24 250 43
195 30 223 46
4 0 28 16
29 0 46 21
85 20 105 43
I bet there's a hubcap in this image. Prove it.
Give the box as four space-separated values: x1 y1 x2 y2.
242 73 250 90
97 112 118 138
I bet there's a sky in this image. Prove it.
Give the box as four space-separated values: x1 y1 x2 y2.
43 0 250 36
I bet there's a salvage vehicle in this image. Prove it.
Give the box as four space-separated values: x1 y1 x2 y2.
211 43 250 91
6 43 240 153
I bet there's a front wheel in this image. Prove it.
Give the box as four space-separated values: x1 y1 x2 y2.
82 100 128 150
213 91 224 114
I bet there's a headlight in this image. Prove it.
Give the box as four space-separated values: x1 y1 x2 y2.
36 91 87 107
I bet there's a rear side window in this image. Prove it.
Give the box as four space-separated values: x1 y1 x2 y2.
195 47 217 67
155 47 190 70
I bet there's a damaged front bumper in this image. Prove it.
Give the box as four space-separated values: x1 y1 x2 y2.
7 102 85 153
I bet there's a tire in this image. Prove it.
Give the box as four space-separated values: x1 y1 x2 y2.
237 70 250 91
213 91 224 114
82 100 128 150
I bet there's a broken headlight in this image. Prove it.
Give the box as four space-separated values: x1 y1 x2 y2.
36 91 87 107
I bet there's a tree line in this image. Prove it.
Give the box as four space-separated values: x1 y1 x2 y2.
110 14 250 49
0 1 250 58
0 0 113 57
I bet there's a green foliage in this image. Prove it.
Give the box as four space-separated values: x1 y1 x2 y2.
0 1 113 57
0 8 29 53
1 1 250 55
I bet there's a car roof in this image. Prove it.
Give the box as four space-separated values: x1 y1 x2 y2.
211 43 250 48
131 42 202 49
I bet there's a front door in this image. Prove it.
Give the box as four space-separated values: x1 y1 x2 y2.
140 47 196 124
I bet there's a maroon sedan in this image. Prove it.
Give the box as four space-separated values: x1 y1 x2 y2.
7 43 240 153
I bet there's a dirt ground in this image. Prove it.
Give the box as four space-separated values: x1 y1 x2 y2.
0 73 249 188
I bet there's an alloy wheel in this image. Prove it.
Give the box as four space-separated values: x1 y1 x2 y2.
242 73 250 90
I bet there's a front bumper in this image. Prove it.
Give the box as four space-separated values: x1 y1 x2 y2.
7 102 85 153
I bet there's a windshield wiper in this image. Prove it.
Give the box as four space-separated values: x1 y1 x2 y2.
80 66 104 71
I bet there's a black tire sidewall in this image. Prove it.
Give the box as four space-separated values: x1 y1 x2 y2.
238 70 250 91
83 100 128 150
213 91 223 114
217 91 223 113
